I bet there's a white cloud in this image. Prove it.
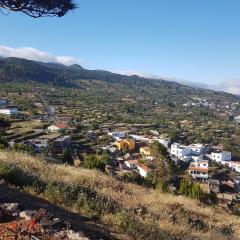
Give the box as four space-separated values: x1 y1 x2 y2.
0 45 81 66
216 80 240 95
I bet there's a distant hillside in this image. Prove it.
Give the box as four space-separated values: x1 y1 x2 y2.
0 57 181 88
0 57 239 104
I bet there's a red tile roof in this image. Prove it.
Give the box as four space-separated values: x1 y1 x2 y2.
189 167 208 173
138 164 151 173
55 122 68 129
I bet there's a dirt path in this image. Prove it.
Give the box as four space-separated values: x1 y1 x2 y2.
0 184 117 240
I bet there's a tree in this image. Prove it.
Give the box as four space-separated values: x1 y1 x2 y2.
0 0 76 18
179 178 206 202
13 143 36 155
149 141 176 186
84 153 108 171
62 149 73 165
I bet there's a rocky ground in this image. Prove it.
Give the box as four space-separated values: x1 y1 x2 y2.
0 183 116 240
0 202 90 240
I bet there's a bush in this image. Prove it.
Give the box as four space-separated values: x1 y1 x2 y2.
179 179 208 202
122 172 145 185
84 153 108 171
0 162 45 189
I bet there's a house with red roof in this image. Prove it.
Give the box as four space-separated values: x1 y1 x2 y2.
47 122 68 133
138 164 151 178
188 160 209 180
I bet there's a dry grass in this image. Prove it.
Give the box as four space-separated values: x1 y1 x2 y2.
0 150 240 240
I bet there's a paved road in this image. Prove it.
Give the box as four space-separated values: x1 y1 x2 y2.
37 94 57 121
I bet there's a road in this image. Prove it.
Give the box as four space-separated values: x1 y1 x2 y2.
36 94 57 121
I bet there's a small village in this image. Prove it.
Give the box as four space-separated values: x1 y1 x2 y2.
1 96 240 212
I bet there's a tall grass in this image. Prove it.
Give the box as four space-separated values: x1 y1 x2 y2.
0 150 239 239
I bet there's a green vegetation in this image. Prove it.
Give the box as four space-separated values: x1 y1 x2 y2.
1 57 240 158
83 153 109 171
62 149 73 165
179 178 207 202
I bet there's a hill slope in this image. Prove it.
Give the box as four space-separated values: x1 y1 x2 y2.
0 150 240 240
0 57 239 103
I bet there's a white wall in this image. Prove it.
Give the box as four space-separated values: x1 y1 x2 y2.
0 108 18 115
138 166 148 177
211 152 231 162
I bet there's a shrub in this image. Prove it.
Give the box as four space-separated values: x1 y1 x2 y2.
179 178 207 202
84 153 108 171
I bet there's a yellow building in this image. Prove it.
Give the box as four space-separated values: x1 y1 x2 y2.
140 146 151 156
125 139 135 150
116 139 135 151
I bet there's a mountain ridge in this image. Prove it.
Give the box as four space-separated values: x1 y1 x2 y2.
0 57 239 102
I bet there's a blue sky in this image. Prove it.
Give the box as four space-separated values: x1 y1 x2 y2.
1 0 240 93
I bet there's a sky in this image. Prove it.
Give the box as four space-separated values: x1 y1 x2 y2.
0 0 240 94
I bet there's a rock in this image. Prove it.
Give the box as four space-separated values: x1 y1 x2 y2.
20 210 36 220
67 230 89 240
3 203 19 212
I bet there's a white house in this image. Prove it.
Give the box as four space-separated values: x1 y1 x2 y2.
210 151 231 163
108 132 126 141
189 144 205 155
48 122 68 133
150 130 159 136
192 154 203 162
235 116 240 123
188 160 209 180
137 164 151 177
229 161 240 173
124 159 139 169
129 134 149 142
158 139 169 148
0 108 18 115
170 143 191 161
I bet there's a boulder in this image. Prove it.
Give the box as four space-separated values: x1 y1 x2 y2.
20 210 36 220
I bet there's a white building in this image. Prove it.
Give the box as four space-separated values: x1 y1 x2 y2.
192 154 203 162
189 144 205 155
229 161 240 173
235 116 240 123
211 151 231 163
124 159 139 169
150 130 159 136
170 143 191 161
108 132 126 141
0 108 18 115
158 139 169 148
137 164 151 177
47 122 68 133
129 134 149 142
188 160 209 180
